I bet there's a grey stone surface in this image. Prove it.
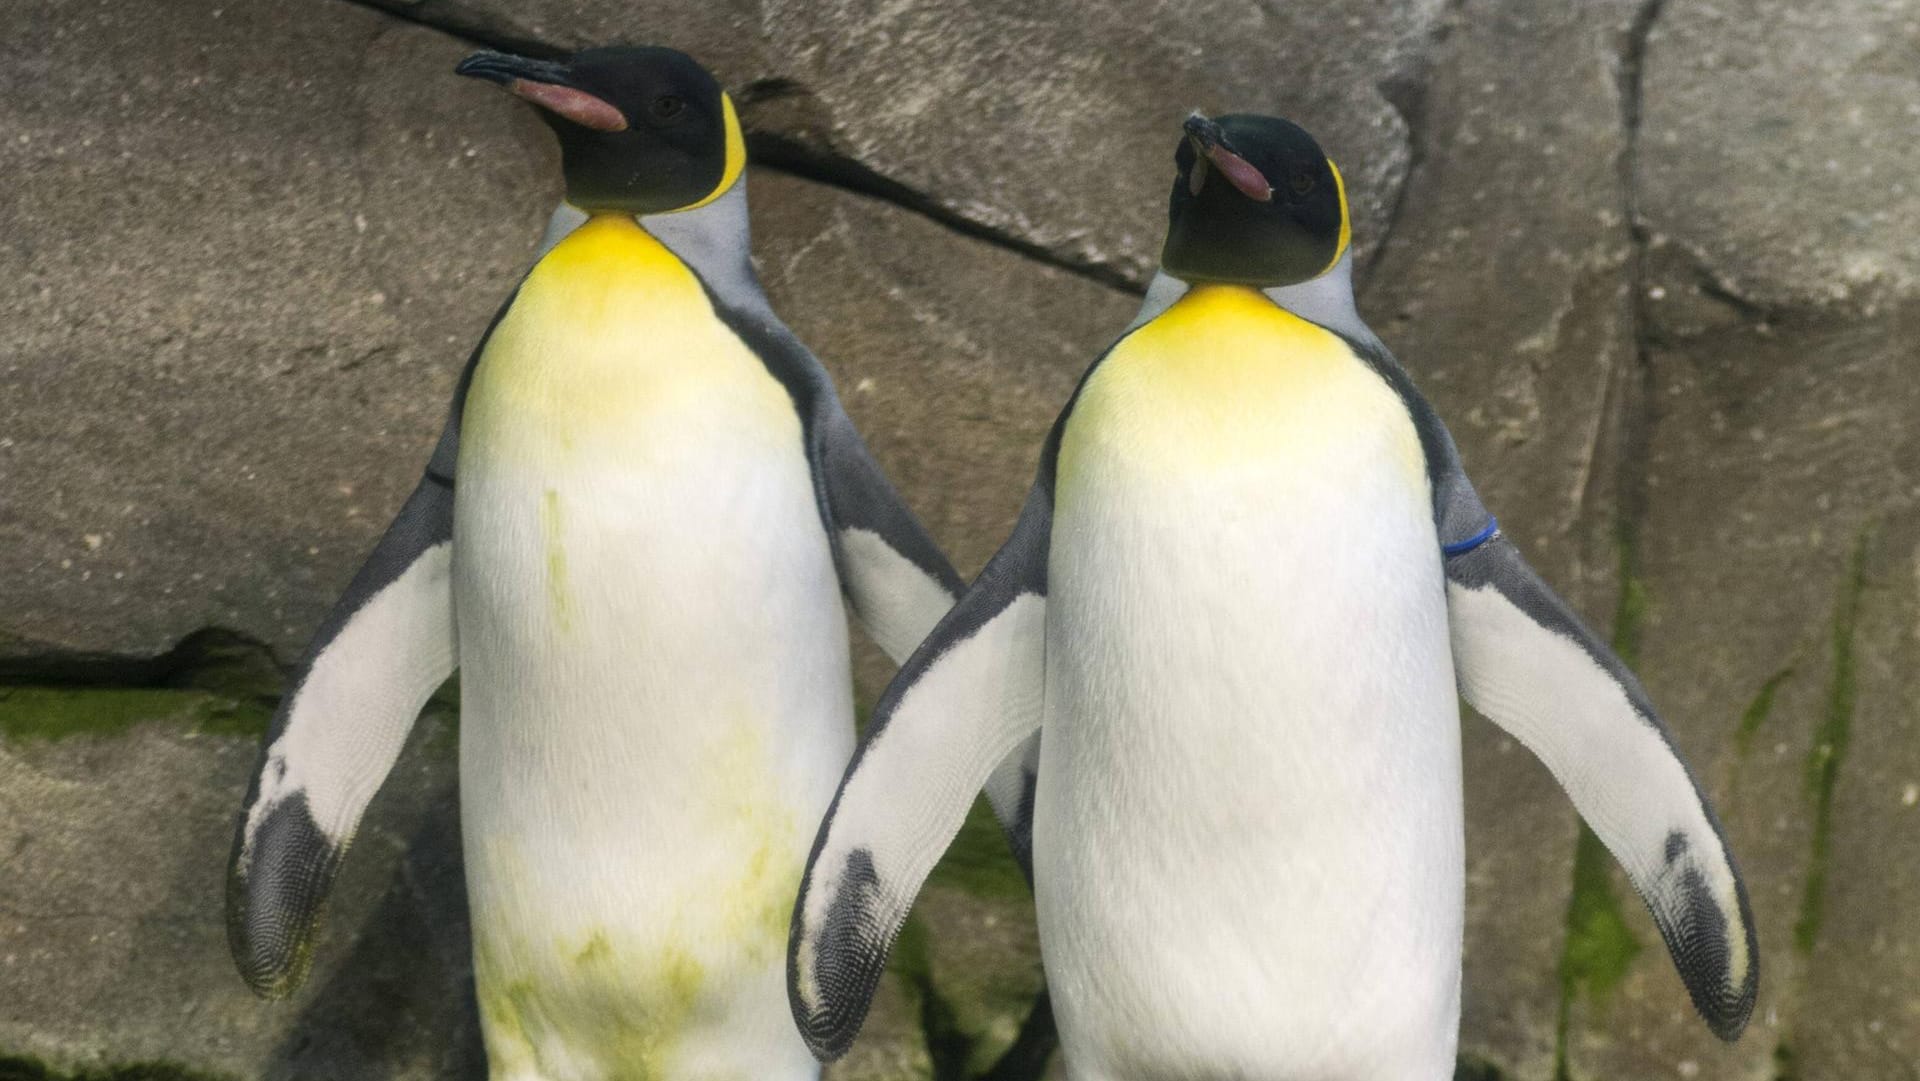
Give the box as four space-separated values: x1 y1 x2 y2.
0 711 475 1080
1639 0 1920 309
1571 282 1920 1078
0 0 554 663
359 0 1441 283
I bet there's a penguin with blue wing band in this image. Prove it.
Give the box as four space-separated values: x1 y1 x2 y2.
225 45 1006 1081
790 112 1755 1078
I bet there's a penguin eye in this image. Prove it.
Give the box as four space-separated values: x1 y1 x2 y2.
1290 171 1315 196
649 95 686 121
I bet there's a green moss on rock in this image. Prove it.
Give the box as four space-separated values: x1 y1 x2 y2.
1794 524 1872 955
1553 824 1643 1081
0 685 270 742
0 629 285 743
926 798 1031 902
1733 666 1795 758
0 1054 237 1081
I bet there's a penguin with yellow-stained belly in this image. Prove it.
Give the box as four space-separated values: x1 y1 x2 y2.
791 114 1758 1079
225 46 1002 1081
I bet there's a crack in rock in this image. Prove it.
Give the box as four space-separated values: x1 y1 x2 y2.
331 0 1145 295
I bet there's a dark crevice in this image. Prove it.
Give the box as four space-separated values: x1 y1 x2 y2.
0 627 282 690
895 917 1057 1081
734 76 813 107
340 0 1144 295
1615 0 1669 519
1361 0 1469 290
0 629 286 741
1551 1 1670 1077
1455 1053 1511 1081
1695 268 1785 326
338 0 564 59
746 132 1145 295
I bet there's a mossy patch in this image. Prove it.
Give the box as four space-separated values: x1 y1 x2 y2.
0 1054 237 1081
1553 825 1643 1081
1770 1039 1798 1081
1794 524 1872 955
0 685 271 742
1734 666 1795 758
926 798 1031 902
889 910 1056 1081
0 629 284 743
1454 1052 1509 1081
892 914 974 1081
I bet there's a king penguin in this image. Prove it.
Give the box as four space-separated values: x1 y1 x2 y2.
789 114 1759 1079
225 45 1006 1081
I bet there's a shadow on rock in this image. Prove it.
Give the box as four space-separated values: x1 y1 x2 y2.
266 797 485 1081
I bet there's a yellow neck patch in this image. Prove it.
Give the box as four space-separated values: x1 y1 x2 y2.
460 213 795 466
680 93 747 212
1058 284 1423 487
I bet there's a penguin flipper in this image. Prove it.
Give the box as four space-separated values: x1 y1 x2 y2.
1445 532 1758 1040
815 405 965 664
790 485 1052 1060
812 404 1054 878
225 472 457 998
220 283 507 1000
702 283 1047 882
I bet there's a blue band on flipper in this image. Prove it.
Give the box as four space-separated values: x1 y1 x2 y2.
1442 516 1499 557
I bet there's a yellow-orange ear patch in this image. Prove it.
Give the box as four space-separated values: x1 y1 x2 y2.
1324 159 1353 274
682 94 747 212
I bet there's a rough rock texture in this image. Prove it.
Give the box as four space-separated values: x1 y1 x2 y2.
1639 0 1920 310
6 0 1920 1077
0 0 551 663
0 704 475 1080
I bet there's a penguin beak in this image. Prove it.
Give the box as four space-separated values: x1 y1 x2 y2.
1183 113 1272 203
456 51 629 133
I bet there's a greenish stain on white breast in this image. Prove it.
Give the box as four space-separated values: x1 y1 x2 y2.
540 487 571 633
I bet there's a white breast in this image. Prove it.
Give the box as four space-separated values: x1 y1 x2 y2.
1034 287 1464 1079
450 216 842 1081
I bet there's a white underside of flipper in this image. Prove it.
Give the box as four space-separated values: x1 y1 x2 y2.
246 543 456 846
837 526 958 663
1448 581 1751 996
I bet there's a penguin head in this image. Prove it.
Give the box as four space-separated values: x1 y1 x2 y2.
456 46 745 215
1161 113 1352 287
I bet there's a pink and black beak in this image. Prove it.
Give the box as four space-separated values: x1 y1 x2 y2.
455 51 629 133
1184 112 1272 203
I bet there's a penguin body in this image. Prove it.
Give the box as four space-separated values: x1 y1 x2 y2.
791 115 1756 1080
456 214 846 1078
1037 285 1462 1078
227 47 996 1081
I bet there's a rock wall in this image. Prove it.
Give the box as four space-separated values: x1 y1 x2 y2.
2 0 1916 1078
